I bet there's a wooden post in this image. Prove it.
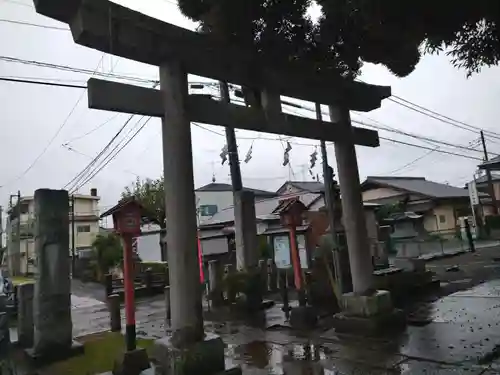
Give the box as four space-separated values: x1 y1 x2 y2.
289 226 306 306
105 274 113 297
108 294 121 332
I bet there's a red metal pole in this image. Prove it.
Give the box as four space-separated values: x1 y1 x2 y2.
197 233 204 283
122 233 136 351
288 226 302 290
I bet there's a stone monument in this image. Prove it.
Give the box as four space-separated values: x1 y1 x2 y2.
25 189 83 363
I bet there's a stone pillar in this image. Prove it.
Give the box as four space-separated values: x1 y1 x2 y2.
234 191 258 271
208 260 223 307
329 106 374 295
267 259 277 292
164 286 171 325
17 282 34 348
30 189 81 361
159 61 203 345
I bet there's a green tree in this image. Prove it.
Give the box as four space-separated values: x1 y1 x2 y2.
122 176 167 260
178 0 500 78
122 176 166 226
91 233 124 282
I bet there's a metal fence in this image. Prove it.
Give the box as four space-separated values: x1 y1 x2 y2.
390 229 471 259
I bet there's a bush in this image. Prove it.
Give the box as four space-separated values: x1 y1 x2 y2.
486 215 500 230
140 261 167 274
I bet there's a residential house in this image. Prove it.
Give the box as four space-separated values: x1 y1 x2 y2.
198 182 380 271
361 176 476 235
276 181 325 195
6 188 101 275
468 172 500 216
195 182 276 222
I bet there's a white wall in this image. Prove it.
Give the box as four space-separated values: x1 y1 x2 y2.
195 191 234 219
362 187 403 202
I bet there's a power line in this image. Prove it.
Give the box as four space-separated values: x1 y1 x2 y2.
0 55 158 85
385 149 438 175
278 98 488 155
355 78 500 139
0 18 67 30
0 76 86 89
71 117 152 193
0 0 32 7
63 114 120 144
192 117 482 162
64 114 136 191
9 57 106 186
353 118 486 155
378 137 482 161
62 144 141 177
390 95 500 139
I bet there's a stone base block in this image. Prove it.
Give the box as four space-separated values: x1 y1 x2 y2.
113 348 150 375
152 333 240 375
393 258 426 272
24 340 84 366
289 306 318 330
341 290 393 317
332 308 406 336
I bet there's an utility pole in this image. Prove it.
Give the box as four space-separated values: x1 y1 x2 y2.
219 81 258 270
70 195 76 276
0 205 3 250
315 103 343 296
15 191 21 276
480 131 499 214
220 82 243 192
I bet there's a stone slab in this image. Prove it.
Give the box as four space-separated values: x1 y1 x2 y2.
24 340 84 366
341 290 393 317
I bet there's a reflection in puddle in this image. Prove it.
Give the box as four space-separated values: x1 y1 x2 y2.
227 341 326 374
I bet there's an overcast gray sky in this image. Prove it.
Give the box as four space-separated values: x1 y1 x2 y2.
1 0 500 213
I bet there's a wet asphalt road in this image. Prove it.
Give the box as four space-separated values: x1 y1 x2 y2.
24 245 500 374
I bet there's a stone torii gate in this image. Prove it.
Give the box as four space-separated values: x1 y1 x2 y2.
34 0 394 370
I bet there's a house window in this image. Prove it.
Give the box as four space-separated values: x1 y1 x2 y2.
199 204 218 217
439 215 446 224
77 225 91 233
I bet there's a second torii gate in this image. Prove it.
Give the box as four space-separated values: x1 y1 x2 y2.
34 0 392 370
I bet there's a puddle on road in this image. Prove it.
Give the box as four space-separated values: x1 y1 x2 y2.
226 340 329 375
225 339 407 375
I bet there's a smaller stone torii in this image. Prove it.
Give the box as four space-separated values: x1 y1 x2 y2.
34 0 402 372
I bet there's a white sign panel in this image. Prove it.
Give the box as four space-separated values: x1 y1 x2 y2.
297 234 308 269
273 235 291 269
468 181 479 206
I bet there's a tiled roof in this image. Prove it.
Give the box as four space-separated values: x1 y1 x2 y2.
195 182 276 196
277 181 325 193
362 176 471 199
201 192 322 225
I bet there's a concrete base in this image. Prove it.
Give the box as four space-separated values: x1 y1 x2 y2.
24 340 84 366
152 333 240 375
113 348 150 375
393 257 426 272
332 308 406 335
289 306 318 330
341 290 393 316
333 290 406 335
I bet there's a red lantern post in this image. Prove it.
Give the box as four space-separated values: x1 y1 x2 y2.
276 198 307 307
111 201 142 352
